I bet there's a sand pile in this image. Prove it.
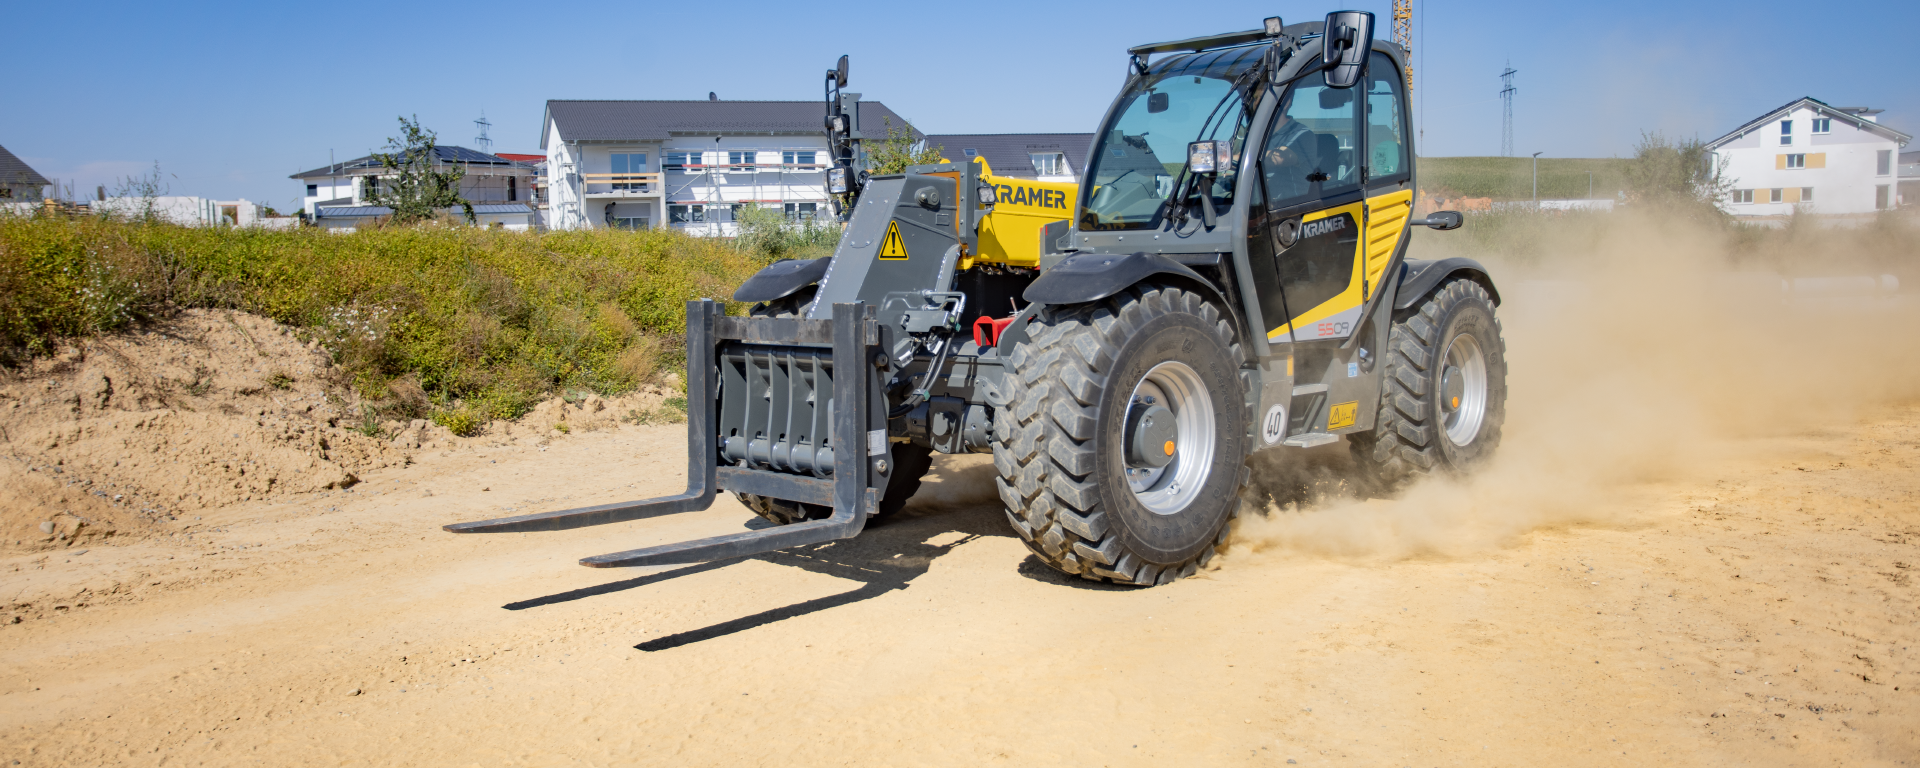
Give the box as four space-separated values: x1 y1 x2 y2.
0 310 417 552
0 309 686 555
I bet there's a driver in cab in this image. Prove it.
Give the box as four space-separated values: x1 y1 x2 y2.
1260 111 1319 202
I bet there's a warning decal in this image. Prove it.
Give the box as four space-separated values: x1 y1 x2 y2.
878 220 909 260
1327 400 1358 431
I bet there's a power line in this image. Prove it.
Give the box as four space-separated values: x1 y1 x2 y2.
1499 63 1518 157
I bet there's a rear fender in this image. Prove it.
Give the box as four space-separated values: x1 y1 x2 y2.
1393 257 1501 310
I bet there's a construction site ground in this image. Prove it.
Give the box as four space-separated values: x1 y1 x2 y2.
2 260 1918 765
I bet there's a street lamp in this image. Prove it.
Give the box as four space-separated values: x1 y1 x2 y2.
1531 151 1543 206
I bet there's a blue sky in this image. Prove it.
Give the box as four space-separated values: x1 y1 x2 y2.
4 0 1913 210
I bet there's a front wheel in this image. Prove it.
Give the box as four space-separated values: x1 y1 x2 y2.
994 283 1247 586
1348 277 1508 491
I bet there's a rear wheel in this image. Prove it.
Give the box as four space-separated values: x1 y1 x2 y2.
733 284 934 525
994 282 1247 586
1348 277 1507 491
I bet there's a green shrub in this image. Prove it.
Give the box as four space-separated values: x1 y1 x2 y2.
0 213 763 427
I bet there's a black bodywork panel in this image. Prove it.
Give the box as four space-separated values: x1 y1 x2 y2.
734 257 831 303
1395 257 1500 310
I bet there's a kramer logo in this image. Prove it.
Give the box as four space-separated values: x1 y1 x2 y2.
995 184 1070 210
1302 216 1347 238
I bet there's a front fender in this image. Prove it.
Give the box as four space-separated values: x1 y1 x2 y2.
1393 257 1501 310
1023 251 1213 305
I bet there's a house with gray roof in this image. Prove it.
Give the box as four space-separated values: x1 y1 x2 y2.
289 145 536 218
921 134 1093 183
1706 97 1912 215
0 143 51 204
540 96 917 233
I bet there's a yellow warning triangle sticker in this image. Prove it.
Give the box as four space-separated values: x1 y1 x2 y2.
877 220 909 260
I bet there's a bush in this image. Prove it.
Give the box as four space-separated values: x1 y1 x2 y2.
0 213 763 426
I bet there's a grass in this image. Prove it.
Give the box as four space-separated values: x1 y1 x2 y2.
1418 156 1631 201
0 214 774 433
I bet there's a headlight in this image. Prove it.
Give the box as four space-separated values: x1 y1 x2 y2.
977 184 996 205
827 167 848 194
829 115 847 134
1263 16 1284 36
1187 140 1229 174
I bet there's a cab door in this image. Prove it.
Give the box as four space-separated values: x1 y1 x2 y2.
1360 51 1416 300
1246 68 1366 344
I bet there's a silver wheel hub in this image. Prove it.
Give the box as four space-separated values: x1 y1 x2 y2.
1122 360 1216 514
1440 333 1488 446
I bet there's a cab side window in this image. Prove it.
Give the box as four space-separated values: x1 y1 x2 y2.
1260 69 1359 211
1365 52 1410 183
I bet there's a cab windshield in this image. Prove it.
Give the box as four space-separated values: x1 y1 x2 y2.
1079 46 1268 231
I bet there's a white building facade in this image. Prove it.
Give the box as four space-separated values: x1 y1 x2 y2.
541 98 917 234
1707 98 1911 216
291 146 536 218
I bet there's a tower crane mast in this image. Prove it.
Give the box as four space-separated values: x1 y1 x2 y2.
1392 0 1413 89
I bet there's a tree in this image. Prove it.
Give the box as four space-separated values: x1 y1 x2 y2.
860 118 945 175
1621 131 1730 222
367 116 473 225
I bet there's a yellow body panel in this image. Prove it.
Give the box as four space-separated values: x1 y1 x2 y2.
1266 201 1366 340
1264 189 1414 342
942 158 1077 269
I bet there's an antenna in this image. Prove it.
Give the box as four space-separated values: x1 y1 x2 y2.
1499 63 1518 157
474 112 494 154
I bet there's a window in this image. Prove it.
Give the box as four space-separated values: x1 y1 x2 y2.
1877 149 1892 176
612 217 650 230
508 177 517 202
783 202 818 222
1261 68 1358 210
1800 187 1814 202
363 177 379 197
1030 152 1067 176
963 148 978 157
612 153 649 190
665 152 701 172
1769 188 1783 203
1785 154 1806 169
306 184 318 197
728 151 756 174
781 150 817 167
1365 53 1411 181
0 188 12 199
1876 185 1890 210
1812 117 1831 134
1780 120 1792 146
1731 189 1753 204
669 204 706 223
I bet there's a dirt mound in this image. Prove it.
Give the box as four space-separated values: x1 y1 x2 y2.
0 310 412 553
0 309 687 556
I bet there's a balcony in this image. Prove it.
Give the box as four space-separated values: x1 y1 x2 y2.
582 173 663 197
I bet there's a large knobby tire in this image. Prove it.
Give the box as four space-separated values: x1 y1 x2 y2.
995 283 1247 586
733 284 934 525
1348 277 1507 492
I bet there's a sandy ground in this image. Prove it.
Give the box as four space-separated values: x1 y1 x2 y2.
3 238 1919 764
0 407 1915 766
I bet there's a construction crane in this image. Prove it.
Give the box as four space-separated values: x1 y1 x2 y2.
1392 0 1412 90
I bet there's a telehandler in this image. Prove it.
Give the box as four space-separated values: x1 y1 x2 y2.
449 11 1508 586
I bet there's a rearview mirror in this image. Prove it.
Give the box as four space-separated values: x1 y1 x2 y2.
1147 92 1169 113
835 55 849 88
1320 11 1374 89
1411 211 1462 231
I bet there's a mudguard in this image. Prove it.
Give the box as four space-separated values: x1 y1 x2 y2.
732 257 831 303
1394 257 1501 310
1023 251 1216 305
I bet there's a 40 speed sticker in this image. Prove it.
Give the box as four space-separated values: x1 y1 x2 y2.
1262 404 1288 445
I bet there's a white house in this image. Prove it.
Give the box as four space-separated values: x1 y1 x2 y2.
920 133 1093 183
290 146 537 218
540 97 917 234
1707 97 1911 216
89 196 296 228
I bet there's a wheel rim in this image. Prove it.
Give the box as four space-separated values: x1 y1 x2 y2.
1122 360 1216 515
1440 333 1488 446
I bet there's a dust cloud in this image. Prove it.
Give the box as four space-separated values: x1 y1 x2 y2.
1225 211 1920 563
